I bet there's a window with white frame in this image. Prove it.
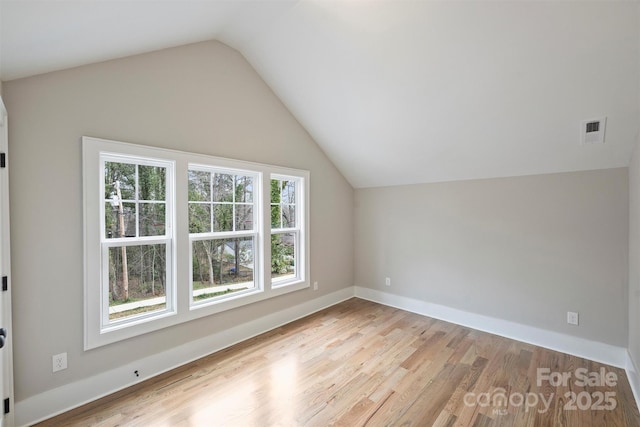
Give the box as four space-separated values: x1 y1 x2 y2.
84 136 309 349
270 176 302 286
101 156 175 328
188 167 260 305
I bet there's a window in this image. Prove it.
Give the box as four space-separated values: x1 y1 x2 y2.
270 176 302 286
102 157 174 326
84 137 309 349
189 167 260 305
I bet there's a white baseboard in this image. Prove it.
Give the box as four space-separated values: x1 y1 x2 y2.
354 286 628 368
15 287 355 427
626 351 640 412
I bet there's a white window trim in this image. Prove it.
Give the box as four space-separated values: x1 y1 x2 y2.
99 154 176 333
83 136 310 350
187 165 263 309
270 174 306 288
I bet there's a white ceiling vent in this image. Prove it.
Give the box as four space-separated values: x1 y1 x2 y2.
581 117 607 145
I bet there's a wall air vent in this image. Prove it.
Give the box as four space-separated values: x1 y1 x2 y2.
581 117 606 145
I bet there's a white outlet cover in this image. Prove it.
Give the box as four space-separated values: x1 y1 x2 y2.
52 352 68 372
567 312 579 326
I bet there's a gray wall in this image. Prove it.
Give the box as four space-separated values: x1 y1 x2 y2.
629 19 640 364
355 169 628 346
628 3 640 375
628 4 640 368
3 41 354 402
630 138 640 368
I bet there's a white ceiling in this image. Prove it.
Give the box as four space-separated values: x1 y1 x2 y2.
1 0 639 188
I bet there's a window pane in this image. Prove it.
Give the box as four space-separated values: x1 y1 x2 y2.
138 165 166 201
271 205 281 228
270 178 297 230
213 204 233 232
104 162 135 200
105 203 118 238
192 237 255 302
122 203 137 237
271 233 296 281
270 179 281 203
189 170 211 201
105 202 136 238
139 203 166 237
236 205 253 231
235 176 253 203
282 180 295 204
213 173 233 202
108 244 167 321
282 205 296 228
189 203 211 233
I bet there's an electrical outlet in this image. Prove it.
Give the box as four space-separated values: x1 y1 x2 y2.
385 277 391 287
52 352 67 372
313 281 318 291
567 311 579 326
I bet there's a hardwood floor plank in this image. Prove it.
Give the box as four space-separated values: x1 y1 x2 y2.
36 298 640 426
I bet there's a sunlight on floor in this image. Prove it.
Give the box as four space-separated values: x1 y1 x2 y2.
188 380 257 425
270 355 299 425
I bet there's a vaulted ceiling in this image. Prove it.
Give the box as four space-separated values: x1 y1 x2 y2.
1 1 639 188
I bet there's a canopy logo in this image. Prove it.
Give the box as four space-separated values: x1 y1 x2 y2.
463 367 618 415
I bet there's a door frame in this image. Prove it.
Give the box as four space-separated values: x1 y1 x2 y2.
0 96 15 426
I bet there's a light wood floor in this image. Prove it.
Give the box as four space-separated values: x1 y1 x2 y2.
38 298 640 426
